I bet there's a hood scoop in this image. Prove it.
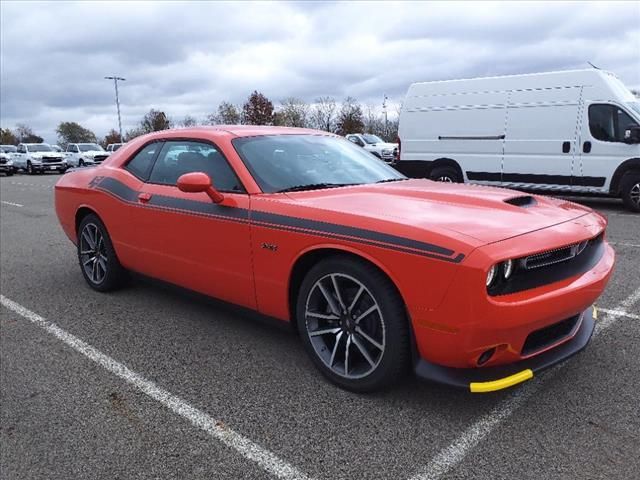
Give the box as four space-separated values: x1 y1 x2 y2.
504 195 537 208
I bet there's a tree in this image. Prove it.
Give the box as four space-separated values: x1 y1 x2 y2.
124 127 145 142
140 109 171 133
363 104 385 138
207 101 242 125
101 129 121 148
335 97 364 135
14 124 43 143
180 115 198 127
311 96 336 132
0 128 18 145
242 91 274 125
276 97 309 128
56 121 98 148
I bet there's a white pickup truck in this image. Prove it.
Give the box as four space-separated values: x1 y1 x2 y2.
345 134 398 164
13 143 67 174
65 143 110 167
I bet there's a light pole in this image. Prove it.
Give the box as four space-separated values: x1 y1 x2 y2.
382 94 388 139
105 76 126 142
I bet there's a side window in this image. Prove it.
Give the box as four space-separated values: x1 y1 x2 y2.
148 140 243 192
124 142 161 180
589 104 639 142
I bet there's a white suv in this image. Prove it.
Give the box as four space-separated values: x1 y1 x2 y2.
345 134 398 164
106 143 124 153
65 143 109 167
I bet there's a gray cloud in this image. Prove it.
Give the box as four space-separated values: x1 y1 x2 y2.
1 0 638 143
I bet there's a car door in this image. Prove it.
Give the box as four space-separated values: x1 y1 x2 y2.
128 139 255 309
579 103 640 192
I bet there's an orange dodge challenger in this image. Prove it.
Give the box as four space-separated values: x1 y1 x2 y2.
55 126 614 393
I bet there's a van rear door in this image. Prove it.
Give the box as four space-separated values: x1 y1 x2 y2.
501 86 582 190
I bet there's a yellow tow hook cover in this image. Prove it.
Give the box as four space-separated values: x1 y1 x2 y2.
469 369 534 393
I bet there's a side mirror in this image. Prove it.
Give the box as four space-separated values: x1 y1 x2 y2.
624 126 640 144
177 172 224 203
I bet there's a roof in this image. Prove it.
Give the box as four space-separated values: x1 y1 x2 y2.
146 125 332 139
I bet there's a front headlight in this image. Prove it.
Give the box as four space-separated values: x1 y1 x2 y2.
31 157 42 164
6 160 13 166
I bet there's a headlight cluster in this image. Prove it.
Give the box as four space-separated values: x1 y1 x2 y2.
486 259 515 287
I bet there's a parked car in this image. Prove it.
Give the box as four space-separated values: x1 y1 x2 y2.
345 133 398 164
13 143 67 174
0 145 18 155
54 126 613 393
397 69 640 212
65 143 109 167
51 144 63 152
106 143 124 153
0 151 15 176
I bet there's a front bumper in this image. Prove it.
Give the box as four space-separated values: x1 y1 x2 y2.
32 163 67 172
0 164 15 173
414 305 597 392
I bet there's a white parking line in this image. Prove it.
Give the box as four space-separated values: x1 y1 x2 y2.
1 201 24 207
609 241 640 248
598 308 640 321
0 295 314 480
408 287 640 480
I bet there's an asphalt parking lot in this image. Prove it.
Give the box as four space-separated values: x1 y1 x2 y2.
1 173 639 480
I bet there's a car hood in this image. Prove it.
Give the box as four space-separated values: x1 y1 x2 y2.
282 179 593 245
83 151 107 157
366 142 397 149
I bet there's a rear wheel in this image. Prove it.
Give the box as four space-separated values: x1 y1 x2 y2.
621 173 640 213
296 256 410 392
429 165 461 183
77 214 127 291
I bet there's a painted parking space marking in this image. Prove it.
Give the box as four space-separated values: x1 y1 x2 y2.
609 241 640 249
0 295 314 480
1 201 24 207
598 308 640 321
407 286 640 480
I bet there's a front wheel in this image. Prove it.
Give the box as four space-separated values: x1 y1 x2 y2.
296 256 410 392
77 214 127 291
621 173 640 213
26 161 34 175
79 159 85 167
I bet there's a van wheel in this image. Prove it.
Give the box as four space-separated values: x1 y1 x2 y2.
430 166 461 183
621 173 640 213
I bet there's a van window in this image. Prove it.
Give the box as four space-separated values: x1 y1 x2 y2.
589 104 639 143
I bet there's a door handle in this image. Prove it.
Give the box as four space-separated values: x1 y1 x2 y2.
562 141 571 153
138 192 152 203
583 141 592 153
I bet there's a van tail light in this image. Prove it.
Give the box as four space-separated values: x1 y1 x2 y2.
396 136 401 161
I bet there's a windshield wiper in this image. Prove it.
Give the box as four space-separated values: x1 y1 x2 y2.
376 178 409 183
276 183 357 193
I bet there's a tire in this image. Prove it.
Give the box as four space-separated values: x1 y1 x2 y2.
26 161 34 175
620 173 640 213
429 165 461 183
79 159 85 167
5 170 13 177
296 255 410 392
77 213 127 291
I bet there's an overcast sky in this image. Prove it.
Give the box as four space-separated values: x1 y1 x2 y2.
1 0 639 143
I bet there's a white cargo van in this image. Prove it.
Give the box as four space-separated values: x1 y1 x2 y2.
397 69 640 211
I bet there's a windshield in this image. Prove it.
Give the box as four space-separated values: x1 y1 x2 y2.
362 134 384 144
232 135 405 193
78 143 104 152
27 144 53 152
1 145 17 153
628 102 640 118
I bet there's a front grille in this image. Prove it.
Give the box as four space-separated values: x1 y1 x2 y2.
42 157 63 163
488 233 604 296
522 314 580 356
93 155 108 162
0 159 6 164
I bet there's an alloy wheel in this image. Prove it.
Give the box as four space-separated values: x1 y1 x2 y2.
79 222 108 284
304 273 386 379
631 182 640 208
437 175 454 183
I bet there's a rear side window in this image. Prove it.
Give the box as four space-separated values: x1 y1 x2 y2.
148 140 243 192
124 142 160 180
589 104 639 142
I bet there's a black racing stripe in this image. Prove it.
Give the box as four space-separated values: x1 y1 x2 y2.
251 210 456 258
148 194 249 220
95 176 463 262
97 176 139 202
